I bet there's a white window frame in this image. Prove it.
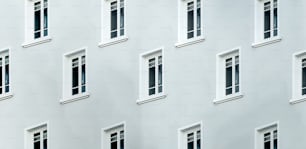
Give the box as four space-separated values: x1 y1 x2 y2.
0 47 13 101
290 50 306 104
137 47 166 105
176 0 204 48
102 122 126 149
252 0 281 48
178 122 203 149
61 47 89 104
24 122 49 149
255 122 279 149
23 0 51 48
99 0 128 48
214 47 243 104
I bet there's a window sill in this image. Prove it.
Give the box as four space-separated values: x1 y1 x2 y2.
60 92 90 104
213 93 243 104
289 97 306 104
136 93 167 105
22 36 52 48
251 36 282 48
0 92 13 101
98 36 128 48
175 37 205 48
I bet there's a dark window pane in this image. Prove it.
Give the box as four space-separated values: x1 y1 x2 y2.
196 1 201 37
120 6 124 36
5 56 9 93
226 67 232 95
149 67 155 95
197 139 200 149
72 58 79 95
81 56 86 93
34 133 41 149
158 56 162 93
303 67 306 95
264 141 270 149
264 2 271 39
187 2 194 39
44 8 48 36
188 142 194 149
273 7 277 36
120 139 124 149
235 64 239 93
110 2 118 38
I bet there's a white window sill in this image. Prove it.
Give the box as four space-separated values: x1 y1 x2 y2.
136 93 167 105
60 92 90 104
22 36 52 48
98 36 128 48
251 36 282 48
175 37 205 48
289 97 306 104
0 92 13 101
213 93 243 104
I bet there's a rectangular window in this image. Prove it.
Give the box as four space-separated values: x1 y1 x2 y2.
215 48 242 103
179 123 202 149
138 48 165 104
33 0 48 39
25 123 48 149
62 48 88 103
256 123 278 149
186 0 201 39
0 51 10 95
103 123 125 149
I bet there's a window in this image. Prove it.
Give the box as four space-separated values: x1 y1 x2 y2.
100 0 127 47
178 122 202 149
138 48 166 104
215 48 242 104
290 50 306 104
253 0 280 47
24 0 50 47
25 123 48 149
255 122 278 149
62 48 89 104
102 122 125 149
176 0 204 47
0 48 12 101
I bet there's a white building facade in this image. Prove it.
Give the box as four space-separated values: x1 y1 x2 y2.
0 0 305 149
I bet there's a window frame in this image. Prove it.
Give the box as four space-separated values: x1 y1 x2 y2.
252 0 281 48
99 0 128 48
0 47 13 101
214 47 243 104
61 47 89 104
102 122 126 149
23 0 51 48
178 122 203 149
290 50 306 104
176 0 204 48
255 122 279 149
138 47 166 105
24 122 49 149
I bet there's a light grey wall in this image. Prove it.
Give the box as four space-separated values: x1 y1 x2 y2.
0 0 306 149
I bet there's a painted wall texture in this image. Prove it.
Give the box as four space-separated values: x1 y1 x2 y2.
0 0 306 149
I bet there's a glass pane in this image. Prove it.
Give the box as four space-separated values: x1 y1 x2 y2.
44 7 48 36
120 0 124 36
196 0 201 36
303 67 306 95
235 56 239 93
120 139 124 149
264 132 271 149
43 130 47 149
111 1 118 38
72 58 79 95
158 56 162 93
197 139 200 149
33 133 41 149
81 56 86 93
5 56 9 93
188 142 194 149
34 2 41 39
111 133 118 149
264 2 271 39
273 5 277 36
187 2 194 39
149 58 156 95
225 58 232 95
